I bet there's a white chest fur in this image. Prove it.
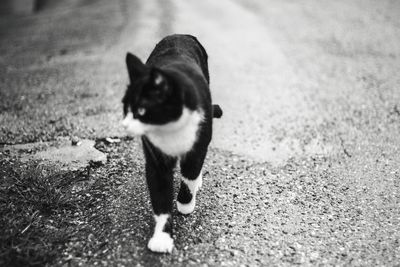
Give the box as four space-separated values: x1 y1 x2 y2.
122 108 203 157
146 108 203 156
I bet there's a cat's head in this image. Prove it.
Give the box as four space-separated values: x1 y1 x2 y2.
121 53 184 135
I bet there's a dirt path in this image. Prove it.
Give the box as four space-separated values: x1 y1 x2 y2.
1 0 399 266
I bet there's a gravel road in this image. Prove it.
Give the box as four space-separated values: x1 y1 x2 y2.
1 0 399 266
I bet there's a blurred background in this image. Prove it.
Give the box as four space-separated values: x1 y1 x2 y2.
1 0 400 163
1 0 399 266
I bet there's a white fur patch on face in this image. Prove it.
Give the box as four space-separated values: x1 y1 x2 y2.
154 73 163 85
121 112 147 136
146 108 204 156
177 172 202 215
147 214 173 253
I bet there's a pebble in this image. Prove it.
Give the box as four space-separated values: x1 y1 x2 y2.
105 137 121 144
71 136 82 146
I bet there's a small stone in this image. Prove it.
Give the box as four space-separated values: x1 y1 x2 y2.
105 137 121 144
310 251 319 260
88 233 95 242
71 136 81 146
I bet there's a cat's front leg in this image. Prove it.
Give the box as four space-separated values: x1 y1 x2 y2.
177 149 207 214
143 138 176 253
147 214 174 253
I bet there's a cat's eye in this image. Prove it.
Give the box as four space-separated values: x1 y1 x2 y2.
138 107 146 116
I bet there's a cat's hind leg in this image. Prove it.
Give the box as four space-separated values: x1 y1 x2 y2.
177 149 207 214
143 137 176 253
176 172 203 214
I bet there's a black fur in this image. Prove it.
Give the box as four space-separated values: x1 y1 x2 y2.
212 104 223 118
123 34 222 250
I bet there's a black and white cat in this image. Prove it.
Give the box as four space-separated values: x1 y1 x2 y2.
121 34 222 253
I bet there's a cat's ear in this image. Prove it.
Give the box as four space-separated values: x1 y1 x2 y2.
150 68 169 93
126 52 146 81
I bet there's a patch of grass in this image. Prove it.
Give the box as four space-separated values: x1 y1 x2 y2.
0 160 87 266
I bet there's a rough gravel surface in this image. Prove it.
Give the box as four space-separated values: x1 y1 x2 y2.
1 0 399 266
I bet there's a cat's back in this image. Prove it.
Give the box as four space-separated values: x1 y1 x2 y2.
146 34 209 83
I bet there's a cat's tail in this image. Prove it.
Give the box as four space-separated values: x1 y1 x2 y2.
212 104 223 119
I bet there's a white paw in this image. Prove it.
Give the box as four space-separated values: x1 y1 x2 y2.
177 199 196 214
147 232 174 253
